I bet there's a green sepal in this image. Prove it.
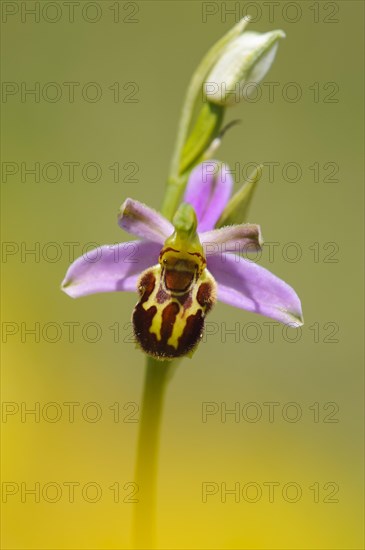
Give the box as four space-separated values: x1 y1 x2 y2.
217 164 263 226
179 102 225 175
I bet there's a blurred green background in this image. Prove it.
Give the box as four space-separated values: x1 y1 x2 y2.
1 1 363 548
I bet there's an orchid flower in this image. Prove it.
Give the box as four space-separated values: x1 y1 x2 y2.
61 161 303 360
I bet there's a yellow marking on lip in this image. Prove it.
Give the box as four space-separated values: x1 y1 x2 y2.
167 269 215 349
149 304 164 342
140 266 216 352
139 265 164 341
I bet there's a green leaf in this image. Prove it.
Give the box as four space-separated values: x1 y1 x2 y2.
217 164 263 226
179 102 224 175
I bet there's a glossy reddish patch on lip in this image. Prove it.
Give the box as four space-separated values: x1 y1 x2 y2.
164 269 194 293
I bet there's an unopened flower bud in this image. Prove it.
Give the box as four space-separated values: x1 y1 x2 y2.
204 30 285 106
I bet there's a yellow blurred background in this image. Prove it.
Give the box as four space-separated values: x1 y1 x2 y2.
1 1 363 548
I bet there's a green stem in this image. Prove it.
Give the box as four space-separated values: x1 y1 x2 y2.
132 16 249 549
132 357 175 548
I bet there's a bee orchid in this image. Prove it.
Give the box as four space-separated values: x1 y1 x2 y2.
61 161 303 360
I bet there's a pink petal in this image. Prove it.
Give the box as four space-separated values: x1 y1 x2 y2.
208 253 303 326
118 198 173 243
61 240 161 298
183 161 233 231
200 224 263 255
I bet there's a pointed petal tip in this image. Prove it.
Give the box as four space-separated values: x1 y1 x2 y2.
282 310 304 328
117 197 134 225
118 197 136 219
60 276 79 299
257 226 264 249
283 292 304 327
276 288 303 327
118 198 127 213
